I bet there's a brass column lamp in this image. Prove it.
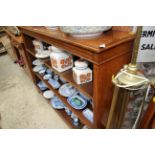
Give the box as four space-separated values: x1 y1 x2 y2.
106 26 150 129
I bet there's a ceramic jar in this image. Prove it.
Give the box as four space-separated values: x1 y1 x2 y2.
50 46 73 72
72 59 92 85
32 40 43 52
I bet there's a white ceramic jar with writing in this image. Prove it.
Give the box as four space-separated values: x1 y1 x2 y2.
50 46 73 72
72 60 92 85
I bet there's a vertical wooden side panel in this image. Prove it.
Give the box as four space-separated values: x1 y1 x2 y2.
93 51 132 128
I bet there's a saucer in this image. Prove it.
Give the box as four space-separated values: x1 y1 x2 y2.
67 95 87 110
43 90 54 99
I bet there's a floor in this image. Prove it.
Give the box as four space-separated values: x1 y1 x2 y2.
0 54 68 129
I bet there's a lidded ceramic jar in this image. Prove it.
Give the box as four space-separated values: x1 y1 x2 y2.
32 40 43 52
50 46 73 72
72 59 92 85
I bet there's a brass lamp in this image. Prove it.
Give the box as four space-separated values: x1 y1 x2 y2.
106 26 150 129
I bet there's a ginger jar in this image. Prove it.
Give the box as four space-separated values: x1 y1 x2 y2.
50 46 73 72
72 59 92 85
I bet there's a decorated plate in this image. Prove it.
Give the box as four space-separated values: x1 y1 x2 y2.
59 83 77 97
35 50 51 59
33 65 44 72
43 74 52 80
50 97 65 109
32 59 43 66
67 95 87 110
48 78 60 89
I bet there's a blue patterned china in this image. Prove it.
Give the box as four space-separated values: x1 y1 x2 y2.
43 74 52 80
59 83 77 97
37 81 47 91
67 95 87 110
48 78 60 89
60 26 112 38
32 59 43 66
50 97 65 109
64 107 72 115
82 108 93 123
33 65 44 72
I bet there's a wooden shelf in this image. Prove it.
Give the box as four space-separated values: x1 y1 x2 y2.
35 85 83 129
21 27 135 128
35 72 93 128
26 47 93 99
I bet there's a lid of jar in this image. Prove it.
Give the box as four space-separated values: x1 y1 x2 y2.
75 60 88 69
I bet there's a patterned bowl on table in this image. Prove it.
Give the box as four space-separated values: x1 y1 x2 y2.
60 26 112 38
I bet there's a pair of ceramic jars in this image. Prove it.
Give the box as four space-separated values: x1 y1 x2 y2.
73 60 92 85
50 46 73 72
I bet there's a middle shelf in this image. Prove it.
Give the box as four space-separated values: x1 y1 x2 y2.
26 47 93 99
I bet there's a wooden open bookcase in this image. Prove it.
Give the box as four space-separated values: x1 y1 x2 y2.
20 27 135 128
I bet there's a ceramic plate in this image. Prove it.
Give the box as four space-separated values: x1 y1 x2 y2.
48 79 60 89
37 81 47 91
43 74 52 80
32 59 43 66
35 50 51 59
67 95 87 110
59 83 77 97
50 97 65 109
33 65 44 72
43 90 54 99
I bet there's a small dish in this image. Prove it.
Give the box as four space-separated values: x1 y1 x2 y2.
33 65 44 72
50 97 65 109
43 90 54 99
67 95 87 110
48 78 60 89
39 68 46 75
46 69 53 74
43 74 52 80
59 83 77 97
32 59 43 66
37 81 47 91
35 50 51 59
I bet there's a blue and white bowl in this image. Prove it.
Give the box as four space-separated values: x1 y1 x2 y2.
60 26 112 38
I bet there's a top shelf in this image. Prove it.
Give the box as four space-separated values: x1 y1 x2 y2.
20 26 135 54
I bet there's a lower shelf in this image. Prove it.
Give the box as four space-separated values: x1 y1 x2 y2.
35 86 84 129
35 72 93 128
